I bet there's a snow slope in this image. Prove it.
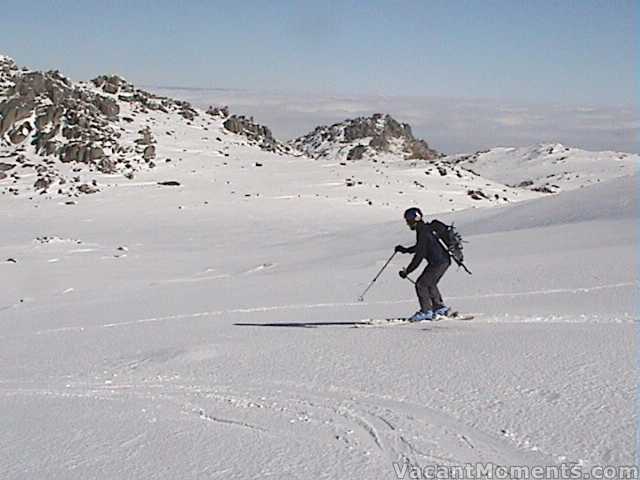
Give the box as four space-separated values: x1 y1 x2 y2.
0 134 636 479
446 143 637 193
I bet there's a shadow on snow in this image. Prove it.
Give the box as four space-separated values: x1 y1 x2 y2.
234 321 371 328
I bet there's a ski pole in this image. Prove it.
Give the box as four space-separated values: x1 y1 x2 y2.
357 251 397 302
432 232 472 275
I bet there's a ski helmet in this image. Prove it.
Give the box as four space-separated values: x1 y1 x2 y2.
403 207 423 224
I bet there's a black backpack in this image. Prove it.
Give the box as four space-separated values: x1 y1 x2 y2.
428 219 465 264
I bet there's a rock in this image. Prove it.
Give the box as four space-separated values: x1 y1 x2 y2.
78 183 98 194
223 115 284 153
103 82 119 95
532 185 555 194
0 162 15 171
347 145 367 160
369 134 389 150
8 121 33 144
516 180 534 188
0 97 36 136
135 127 154 145
35 105 64 130
0 172 7 180
90 146 104 161
33 177 53 191
61 143 79 163
293 113 440 160
97 158 116 173
206 105 230 118
94 96 119 117
467 189 489 200
143 145 156 160
157 181 181 186
407 139 439 160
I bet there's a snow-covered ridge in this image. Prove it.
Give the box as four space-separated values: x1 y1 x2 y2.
445 143 637 193
291 113 440 161
0 54 286 198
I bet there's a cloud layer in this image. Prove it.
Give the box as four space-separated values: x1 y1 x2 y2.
149 87 638 155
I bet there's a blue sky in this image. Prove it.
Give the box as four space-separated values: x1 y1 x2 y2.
0 0 637 151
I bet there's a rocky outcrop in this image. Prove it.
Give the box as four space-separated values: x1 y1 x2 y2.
0 53 296 198
292 113 440 161
206 105 229 118
0 54 218 197
223 115 288 153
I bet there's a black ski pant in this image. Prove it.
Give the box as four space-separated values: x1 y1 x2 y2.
415 260 450 312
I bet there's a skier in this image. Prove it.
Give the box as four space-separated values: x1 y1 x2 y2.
395 207 451 321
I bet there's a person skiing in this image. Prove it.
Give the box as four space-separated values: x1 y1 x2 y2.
395 207 451 321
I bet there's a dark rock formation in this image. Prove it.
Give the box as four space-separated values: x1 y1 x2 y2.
223 115 287 153
292 113 440 160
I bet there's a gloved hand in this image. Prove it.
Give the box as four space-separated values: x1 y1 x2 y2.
398 269 408 279
394 245 407 254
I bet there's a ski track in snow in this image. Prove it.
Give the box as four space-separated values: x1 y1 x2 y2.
0 281 633 340
0 380 551 469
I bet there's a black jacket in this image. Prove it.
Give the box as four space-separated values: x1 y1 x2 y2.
405 221 450 274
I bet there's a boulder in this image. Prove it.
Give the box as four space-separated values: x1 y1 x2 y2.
34 177 53 191
0 97 36 136
61 143 81 163
94 96 119 117
369 134 389 151
15 72 47 96
406 139 439 160
78 183 99 194
98 158 116 173
8 121 33 144
103 82 119 95
135 127 154 145
90 146 104 161
42 140 59 156
347 145 367 160
206 105 230 118
143 145 156 160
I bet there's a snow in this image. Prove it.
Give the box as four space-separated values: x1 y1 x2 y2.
447 143 637 193
0 101 637 477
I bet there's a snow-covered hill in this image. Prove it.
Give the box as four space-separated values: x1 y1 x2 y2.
0 55 541 211
445 143 637 193
0 55 287 199
291 113 440 161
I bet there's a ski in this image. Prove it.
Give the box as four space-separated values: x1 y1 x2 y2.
357 311 475 327
354 318 411 328
439 311 475 321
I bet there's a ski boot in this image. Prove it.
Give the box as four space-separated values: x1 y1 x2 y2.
408 310 434 322
433 306 450 318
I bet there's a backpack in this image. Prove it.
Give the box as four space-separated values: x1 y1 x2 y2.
428 219 464 264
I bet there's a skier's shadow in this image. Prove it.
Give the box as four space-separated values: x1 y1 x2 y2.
234 321 370 328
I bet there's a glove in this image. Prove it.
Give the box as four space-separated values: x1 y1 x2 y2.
398 269 407 279
394 245 407 254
